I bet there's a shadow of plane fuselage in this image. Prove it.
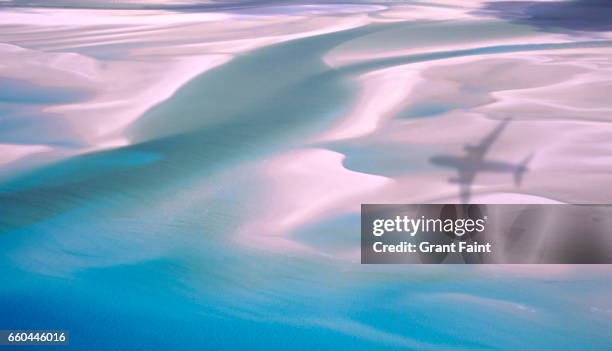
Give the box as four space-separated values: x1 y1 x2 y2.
430 119 532 203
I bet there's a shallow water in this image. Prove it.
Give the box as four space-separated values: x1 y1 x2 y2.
1 1 612 350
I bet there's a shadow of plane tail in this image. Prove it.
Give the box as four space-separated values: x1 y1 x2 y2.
514 153 533 187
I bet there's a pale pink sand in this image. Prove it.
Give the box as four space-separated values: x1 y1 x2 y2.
237 148 390 252
0 8 232 26
322 46 612 205
0 144 53 167
324 21 571 68
318 66 422 141
0 7 377 169
249 34 612 256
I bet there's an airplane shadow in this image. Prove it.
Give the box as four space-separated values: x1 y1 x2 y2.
475 0 612 33
429 119 533 203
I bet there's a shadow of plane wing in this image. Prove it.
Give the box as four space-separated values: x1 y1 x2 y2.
429 119 533 203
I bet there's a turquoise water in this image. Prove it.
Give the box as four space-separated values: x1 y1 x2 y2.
2 6 612 351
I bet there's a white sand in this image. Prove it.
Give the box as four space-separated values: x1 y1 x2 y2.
0 6 377 170
0 144 53 167
237 148 390 252
243 7 612 255
318 66 422 141
4 1 612 259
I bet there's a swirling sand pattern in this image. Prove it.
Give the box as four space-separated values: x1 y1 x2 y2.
1 1 612 350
